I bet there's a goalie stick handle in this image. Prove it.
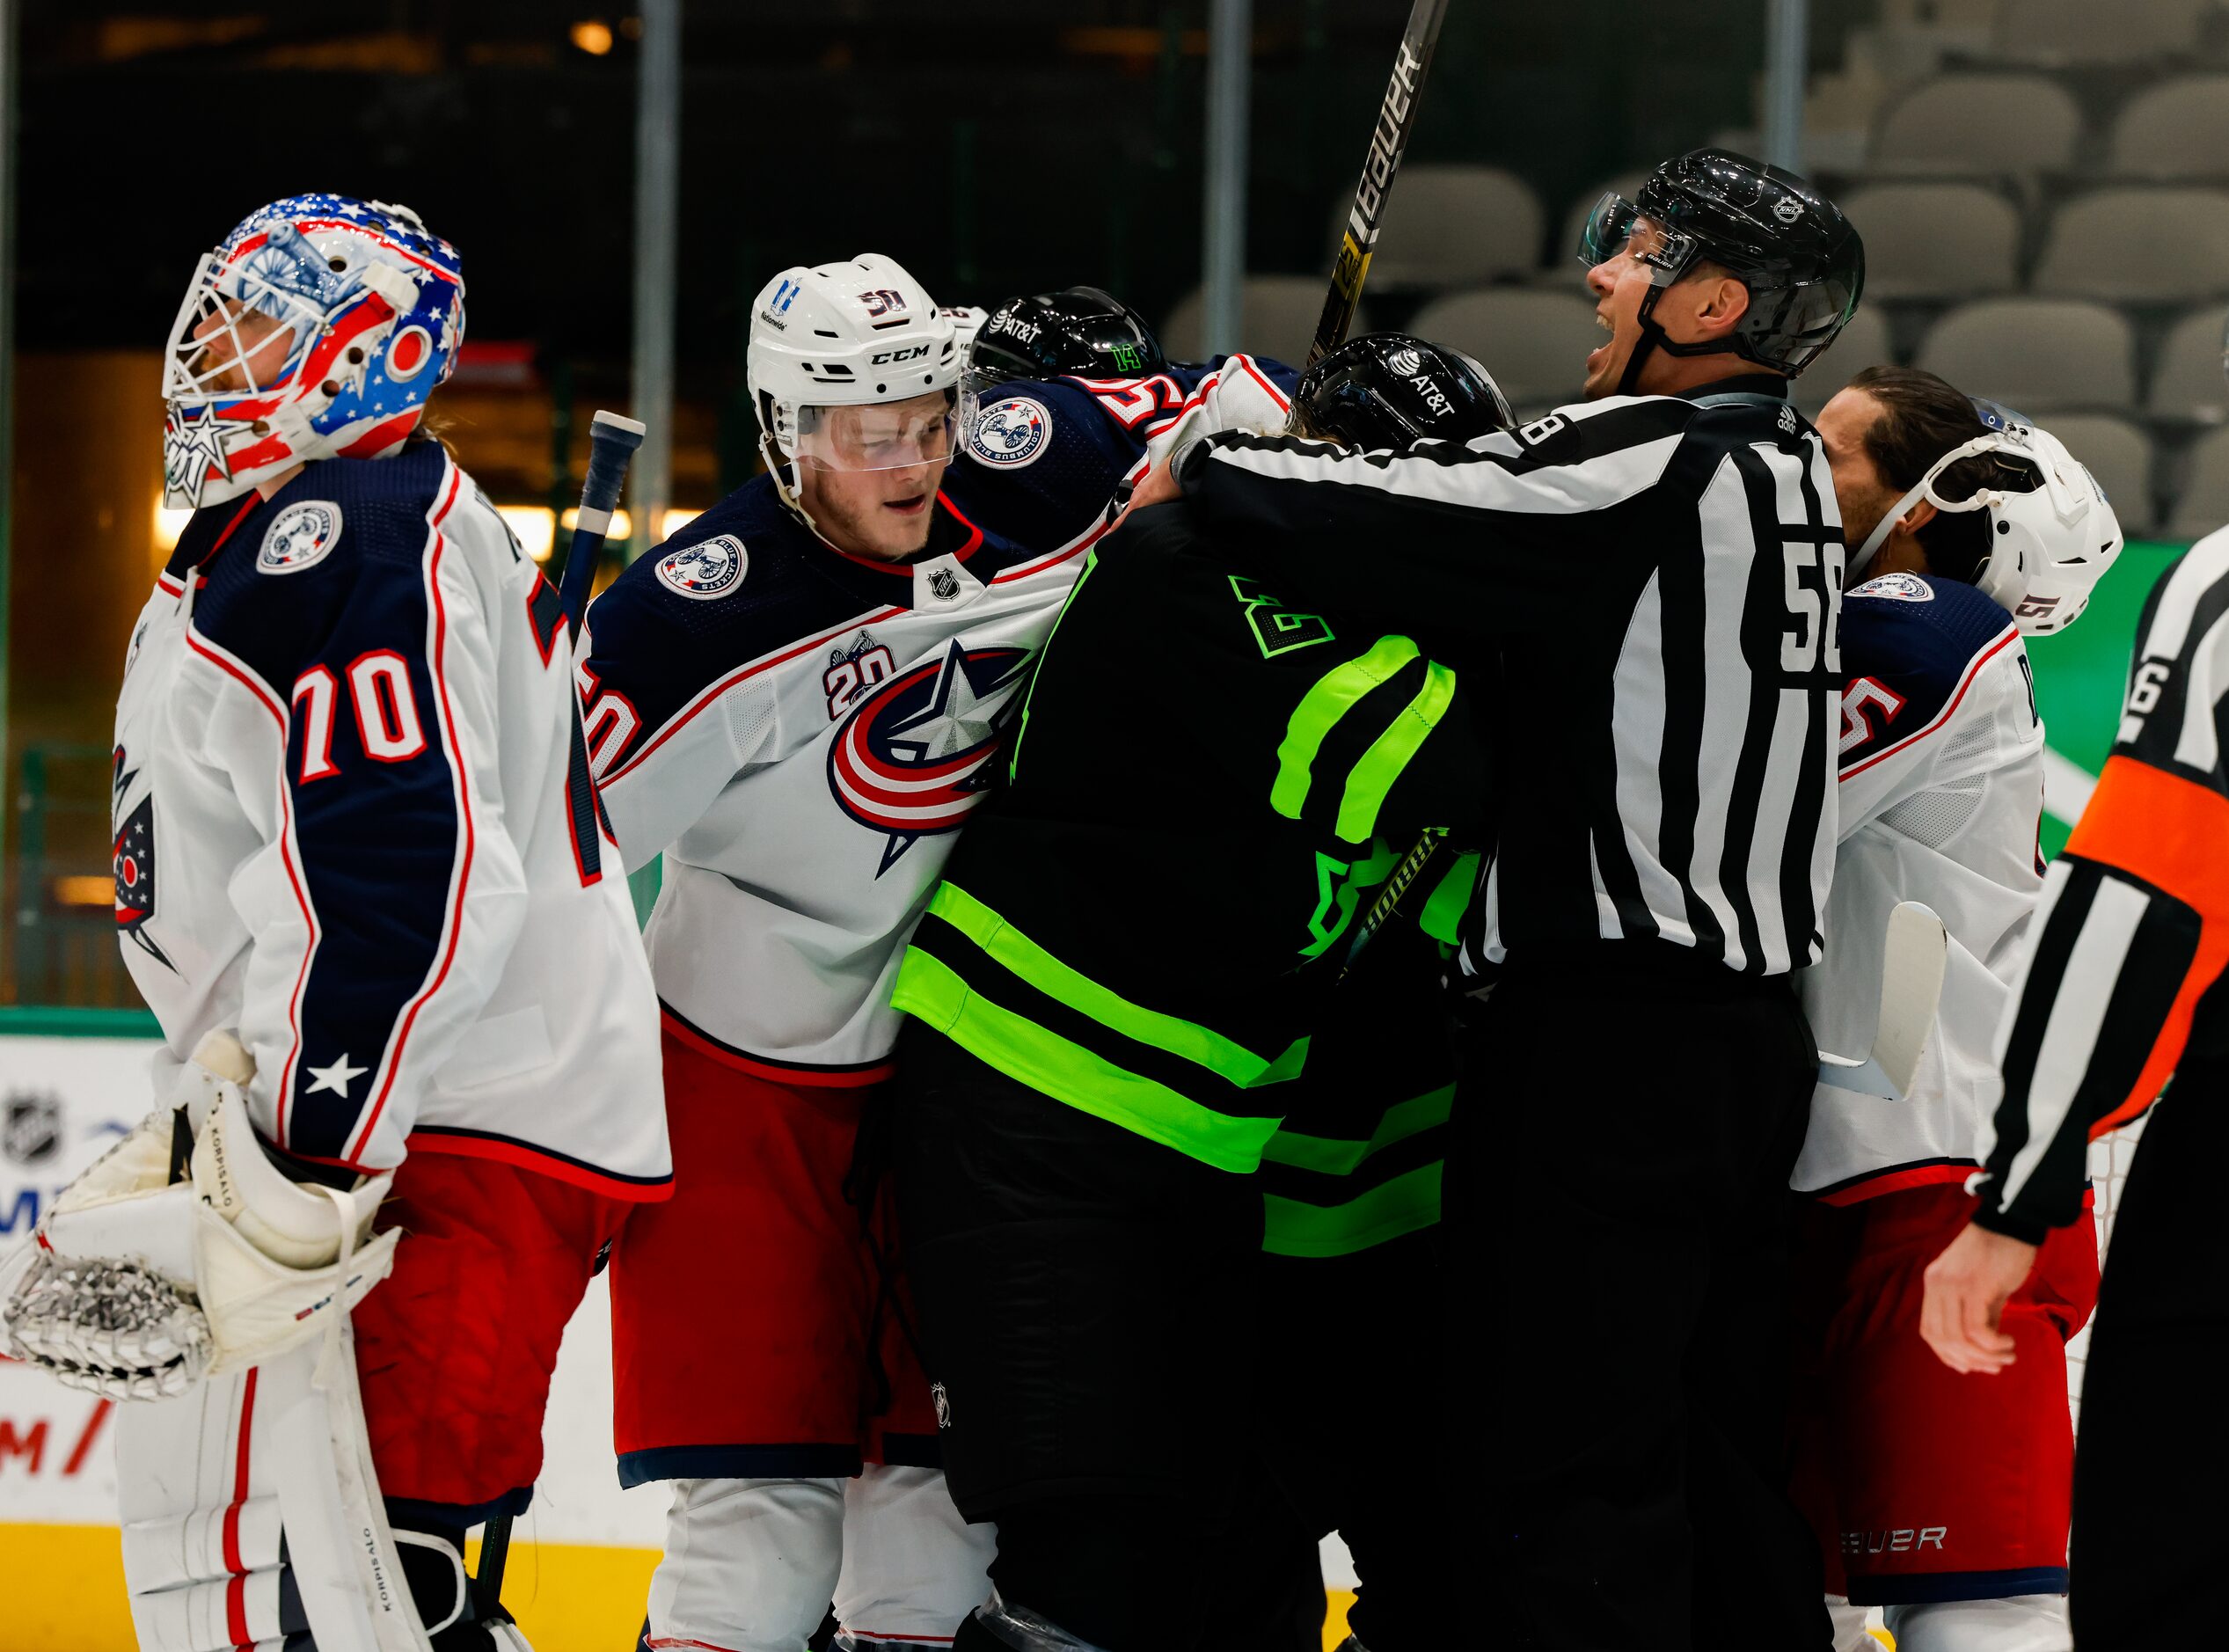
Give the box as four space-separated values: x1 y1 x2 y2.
559 409 649 641
1305 0 1452 369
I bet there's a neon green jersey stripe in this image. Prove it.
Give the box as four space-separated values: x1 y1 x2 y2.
1334 659 1458 842
1262 1162 1443 1257
1259 1083 1455 1175
1419 852 1480 947
924 882 1307 1087
1270 636 1421 825
891 947 1282 1173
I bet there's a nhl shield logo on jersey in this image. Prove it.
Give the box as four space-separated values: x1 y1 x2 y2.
258 501 343 575
827 639 1032 874
1854 572 1935 603
657 535 748 601
967 396 1051 470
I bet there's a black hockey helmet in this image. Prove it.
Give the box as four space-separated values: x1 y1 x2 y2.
966 285 1166 386
1578 148 1865 391
1293 333 1516 450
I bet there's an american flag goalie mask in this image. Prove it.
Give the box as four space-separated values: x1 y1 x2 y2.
162 194 466 509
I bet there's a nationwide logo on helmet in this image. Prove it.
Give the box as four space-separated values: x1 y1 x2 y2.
827 639 1031 874
657 535 748 600
968 396 1052 470
259 501 344 575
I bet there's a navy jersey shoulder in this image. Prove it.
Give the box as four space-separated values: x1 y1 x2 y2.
946 376 1145 554
1839 573 2020 764
185 443 459 698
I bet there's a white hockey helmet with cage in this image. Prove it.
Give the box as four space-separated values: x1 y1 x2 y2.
163 194 465 510
1849 404 2123 637
746 253 961 500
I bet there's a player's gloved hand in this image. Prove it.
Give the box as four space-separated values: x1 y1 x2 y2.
1918 1220 2038 1376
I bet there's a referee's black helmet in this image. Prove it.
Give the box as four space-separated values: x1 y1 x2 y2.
1580 149 1864 391
1293 333 1516 451
967 286 1166 385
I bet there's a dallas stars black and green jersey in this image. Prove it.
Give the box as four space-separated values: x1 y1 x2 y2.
1258 908 1461 1257
890 499 1489 1173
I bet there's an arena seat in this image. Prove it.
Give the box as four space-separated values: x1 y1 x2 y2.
2167 425 2229 538
1915 299 2137 412
1990 0 2208 67
1323 164 1546 289
1871 75 2082 176
2034 188 2229 303
1407 288 1601 414
1843 183 2022 301
1160 276 1367 367
2039 413 2158 535
2145 305 2229 423
2109 77 2229 180
1793 306 1896 418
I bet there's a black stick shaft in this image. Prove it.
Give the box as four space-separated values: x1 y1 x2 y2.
1305 0 1452 368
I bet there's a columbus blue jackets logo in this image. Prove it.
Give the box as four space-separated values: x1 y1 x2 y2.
1853 572 1935 603
827 640 1031 874
967 397 1051 470
657 535 747 600
259 501 343 574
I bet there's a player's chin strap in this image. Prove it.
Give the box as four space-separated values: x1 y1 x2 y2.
1845 433 2023 587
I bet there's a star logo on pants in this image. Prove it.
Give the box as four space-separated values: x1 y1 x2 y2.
304 1053 369 1099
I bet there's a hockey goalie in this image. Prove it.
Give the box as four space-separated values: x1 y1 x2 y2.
0 194 669 1652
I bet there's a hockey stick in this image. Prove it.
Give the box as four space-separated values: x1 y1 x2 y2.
1305 0 1452 368
1817 901 1949 1100
557 409 649 640
1339 828 1450 981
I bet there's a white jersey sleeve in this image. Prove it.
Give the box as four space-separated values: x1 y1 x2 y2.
1795 572 2047 1198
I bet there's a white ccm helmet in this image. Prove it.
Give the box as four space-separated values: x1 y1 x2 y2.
1848 400 2123 637
746 253 961 515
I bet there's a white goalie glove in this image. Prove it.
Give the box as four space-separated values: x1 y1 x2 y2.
0 1029 399 1400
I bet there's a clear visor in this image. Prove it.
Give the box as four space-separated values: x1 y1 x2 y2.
1577 194 1697 280
792 394 956 473
162 251 319 406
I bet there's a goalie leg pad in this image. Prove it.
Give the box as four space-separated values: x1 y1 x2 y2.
118 1337 436 1652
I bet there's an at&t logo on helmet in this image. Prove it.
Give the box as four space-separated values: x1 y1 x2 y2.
967 396 1051 470
656 535 748 600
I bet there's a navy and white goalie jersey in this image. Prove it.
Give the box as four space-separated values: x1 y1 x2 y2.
113 443 669 1195
1795 571 2045 1200
581 356 1293 1084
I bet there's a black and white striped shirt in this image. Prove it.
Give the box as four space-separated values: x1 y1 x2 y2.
1180 374 1843 978
1973 533 2229 1240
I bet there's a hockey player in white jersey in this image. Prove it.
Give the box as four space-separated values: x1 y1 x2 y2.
1786 367 2121 1652
577 256 1291 1652
0 195 669 1652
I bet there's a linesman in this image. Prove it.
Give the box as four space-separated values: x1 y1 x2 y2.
1170 150 1865 1648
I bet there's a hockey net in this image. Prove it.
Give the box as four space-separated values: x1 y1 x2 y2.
2066 1114 2150 1431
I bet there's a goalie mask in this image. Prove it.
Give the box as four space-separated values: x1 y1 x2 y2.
746 253 962 522
1849 400 2123 637
163 194 465 509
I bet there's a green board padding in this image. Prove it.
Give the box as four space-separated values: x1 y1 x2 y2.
2027 539 2183 860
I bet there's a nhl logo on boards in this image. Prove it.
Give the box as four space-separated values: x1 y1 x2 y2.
1387 347 1423 377
657 535 747 601
1854 572 1934 603
3 1091 61 1166
259 501 343 575
968 396 1052 470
